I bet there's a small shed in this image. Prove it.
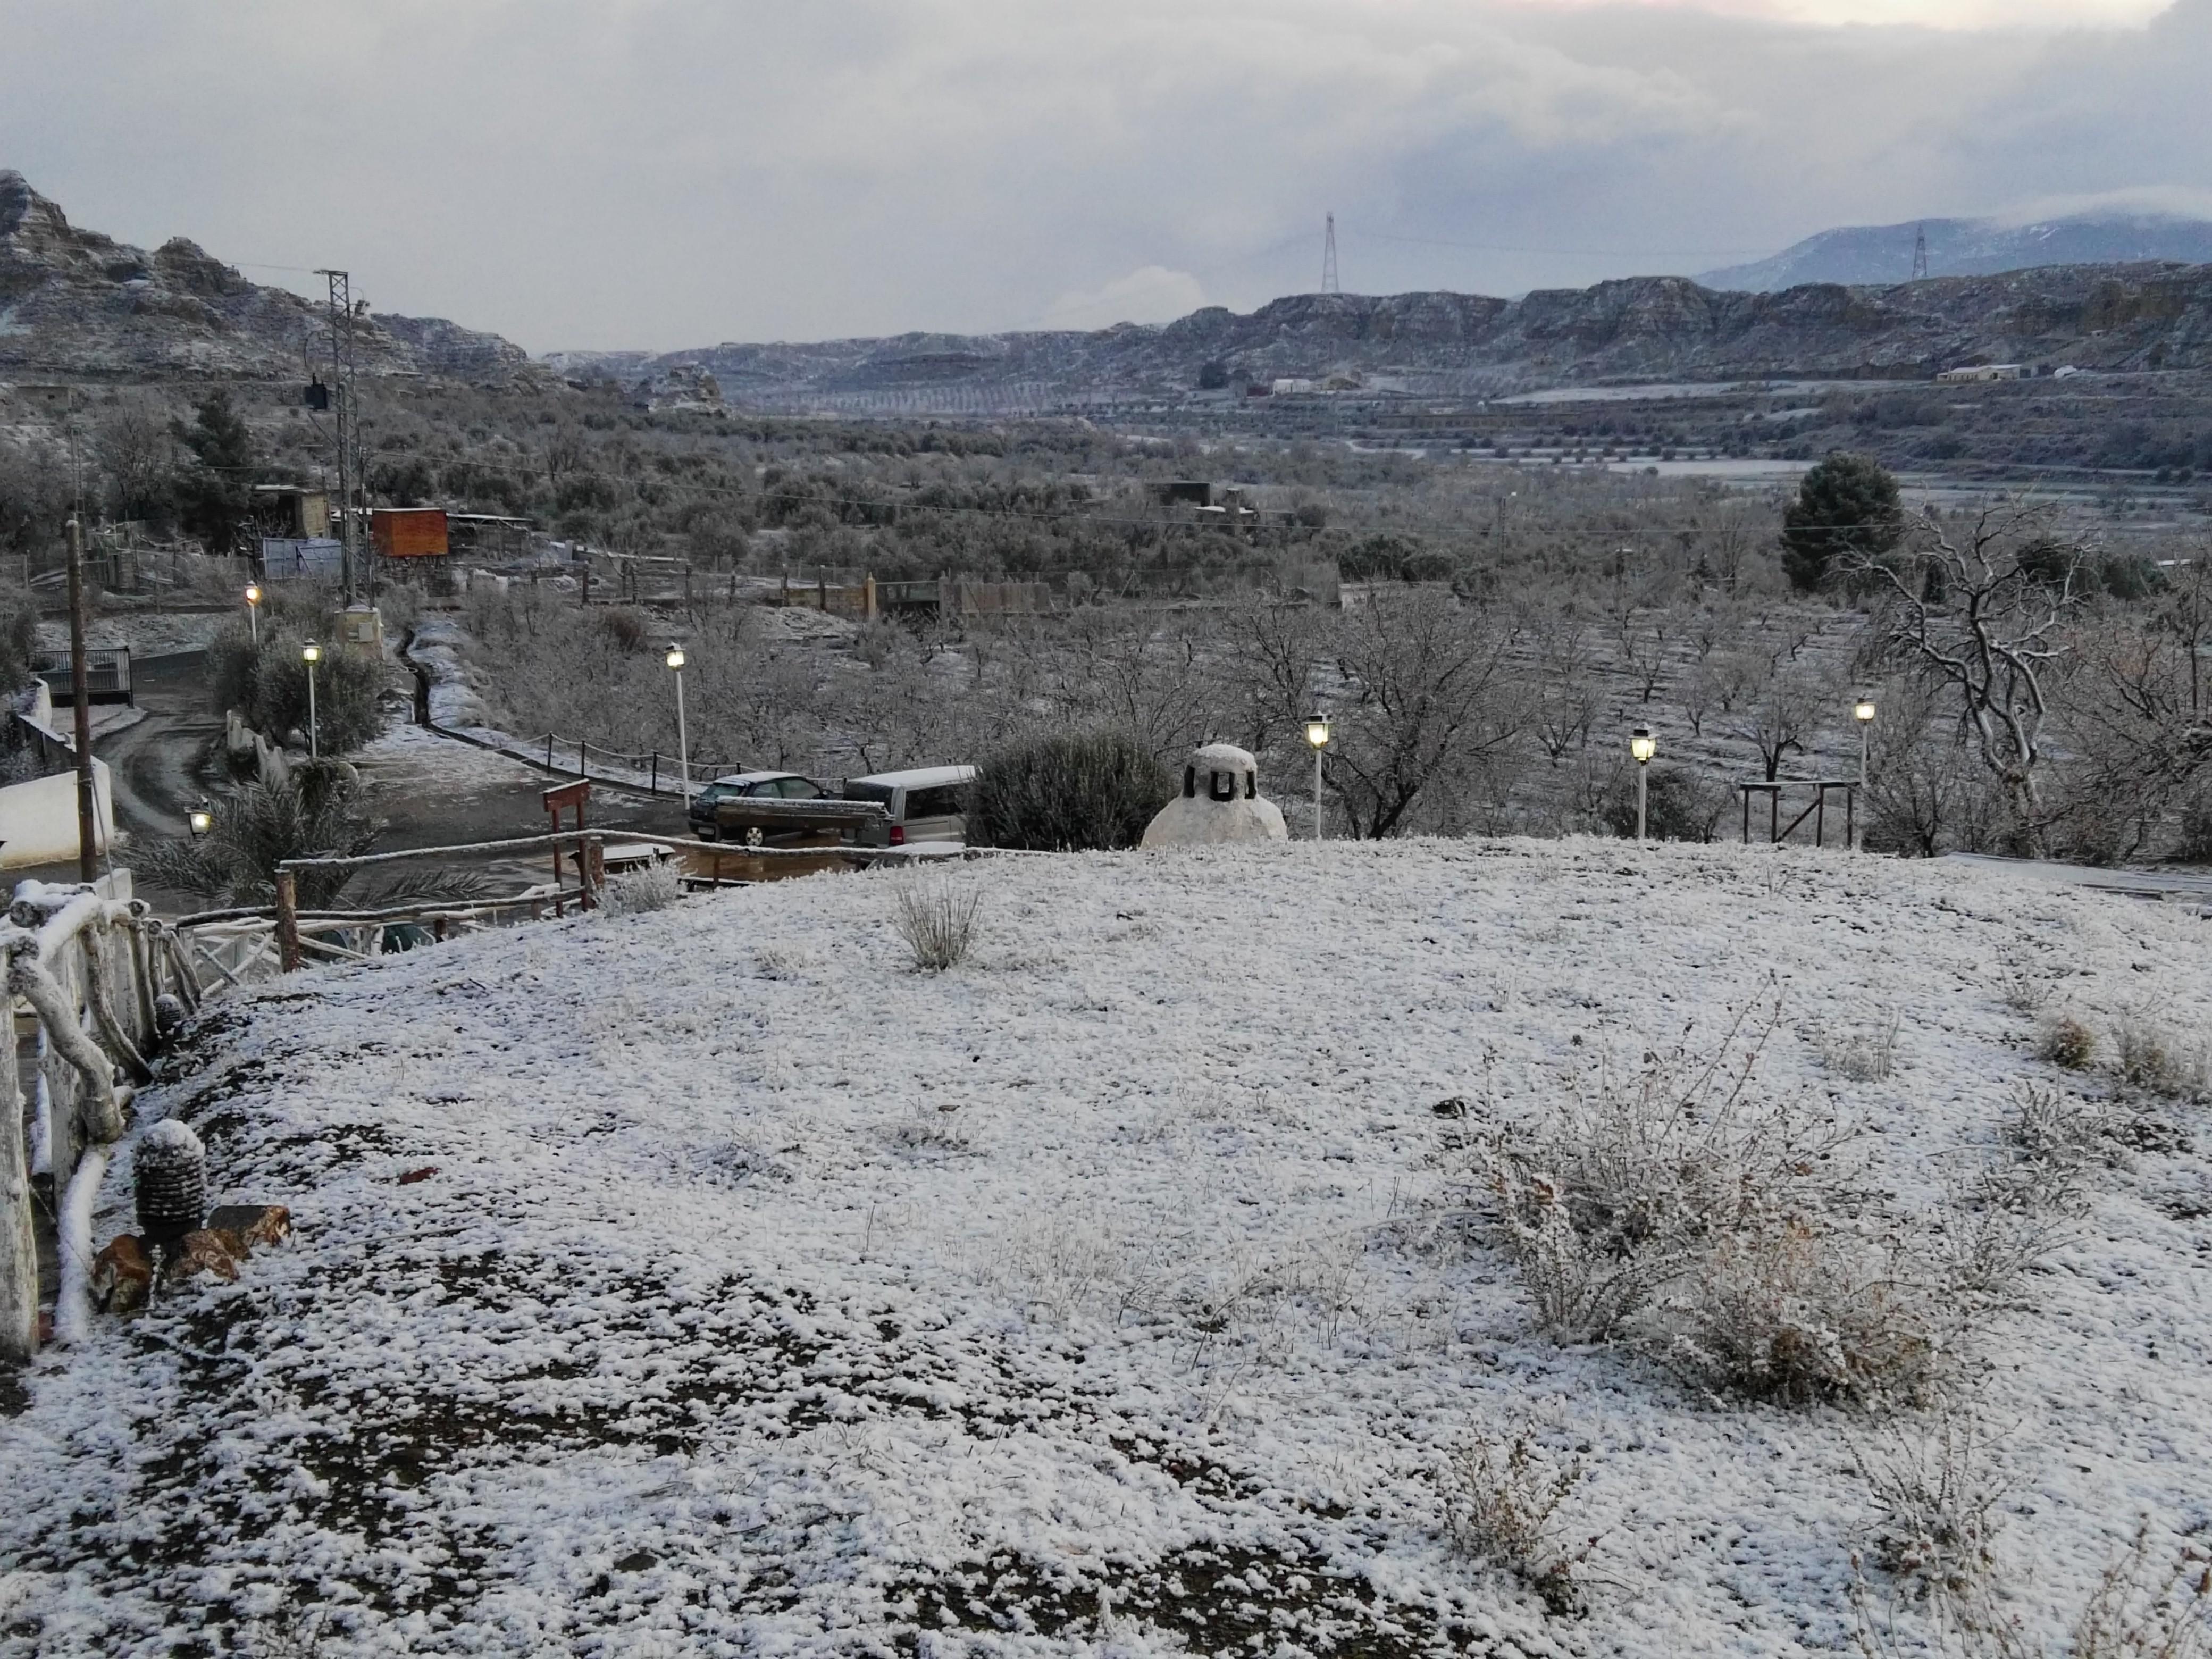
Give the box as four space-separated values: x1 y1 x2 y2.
372 508 450 561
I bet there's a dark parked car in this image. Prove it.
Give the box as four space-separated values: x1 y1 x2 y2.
688 772 820 839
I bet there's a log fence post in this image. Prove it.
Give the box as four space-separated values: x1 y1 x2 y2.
275 871 301 973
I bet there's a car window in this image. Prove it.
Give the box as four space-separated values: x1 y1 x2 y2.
907 785 965 818
777 778 820 798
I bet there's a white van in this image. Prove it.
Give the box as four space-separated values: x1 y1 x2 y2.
839 765 975 847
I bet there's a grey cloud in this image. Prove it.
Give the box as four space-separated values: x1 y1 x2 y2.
0 0 2201 350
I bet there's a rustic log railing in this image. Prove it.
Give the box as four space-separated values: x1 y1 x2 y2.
2 882 198 1364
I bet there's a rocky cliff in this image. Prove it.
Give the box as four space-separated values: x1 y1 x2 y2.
0 172 542 387
547 262 2212 410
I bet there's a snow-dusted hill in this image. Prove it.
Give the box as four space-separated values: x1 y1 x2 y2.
4 840 2209 1655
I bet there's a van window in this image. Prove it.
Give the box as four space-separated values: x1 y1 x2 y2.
842 783 896 806
906 785 965 819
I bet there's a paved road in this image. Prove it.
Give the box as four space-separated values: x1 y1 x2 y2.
1940 852 2212 908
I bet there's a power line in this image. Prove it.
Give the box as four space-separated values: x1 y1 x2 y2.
1343 225 1770 259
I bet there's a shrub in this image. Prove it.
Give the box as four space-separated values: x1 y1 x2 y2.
2112 1016 2208 1100
892 874 982 971
601 860 682 916
208 619 384 756
1440 1422 1598 1616
1823 1011 1903 1083
1599 763 1729 843
2036 1013 2097 1071
1658 1219 1943 1406
966 731 1172 852
1474 1002 1857 1341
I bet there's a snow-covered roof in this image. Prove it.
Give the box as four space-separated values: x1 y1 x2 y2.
843 764 975 790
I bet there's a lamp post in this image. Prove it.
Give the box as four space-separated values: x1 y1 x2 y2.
301 641 321 760
188 800 213 839
244 583 262 647
1304 714 1331 841
1853 694 1876 851
1630 724 1656 842
666 643 690 800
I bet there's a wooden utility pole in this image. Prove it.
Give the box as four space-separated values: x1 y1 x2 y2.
65 518 97 882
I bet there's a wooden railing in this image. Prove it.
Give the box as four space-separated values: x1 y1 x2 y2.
3 881 202 1362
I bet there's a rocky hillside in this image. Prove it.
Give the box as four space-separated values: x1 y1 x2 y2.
549 262 2212 410
1702 210 2212 292
0 172 542 387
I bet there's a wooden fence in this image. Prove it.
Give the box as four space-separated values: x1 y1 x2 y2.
3 878 200 1363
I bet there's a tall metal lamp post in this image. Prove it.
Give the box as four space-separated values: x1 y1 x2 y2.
301 641 322 760
666 643 691 800
1304 714 1331 841
1630 724 1656 842
1853 694 1876 851
245 583 262 647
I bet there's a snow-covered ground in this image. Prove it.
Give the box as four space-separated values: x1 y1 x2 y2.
4 839 2210 1656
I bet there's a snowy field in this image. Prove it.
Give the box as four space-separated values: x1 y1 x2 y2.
4 839 2211 1656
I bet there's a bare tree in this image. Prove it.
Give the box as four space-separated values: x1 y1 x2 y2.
1722 652 1824 782
1850 508 2085 856
1319 592 1522 839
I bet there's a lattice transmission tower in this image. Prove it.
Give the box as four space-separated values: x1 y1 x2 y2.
1912 223 1929 281
1322 212 1340 294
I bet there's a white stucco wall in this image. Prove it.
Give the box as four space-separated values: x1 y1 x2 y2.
0 760 114 868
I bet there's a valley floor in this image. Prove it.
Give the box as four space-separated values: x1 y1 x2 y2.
3 839 2209 1656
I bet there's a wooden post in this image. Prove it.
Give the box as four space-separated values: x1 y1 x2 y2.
65 520 97 882
1815 789 1826 848
1 967 34 1362
546 734 555 771
275 871 302 973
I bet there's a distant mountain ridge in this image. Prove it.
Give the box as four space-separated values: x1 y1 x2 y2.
0 171 543 385
1699 211 2212 292
548 261 2212 412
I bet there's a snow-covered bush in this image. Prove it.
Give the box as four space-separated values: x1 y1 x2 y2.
1853 1403 2007 1614
2036 1013 2097 1071
601 860 682 917
1439 1422 1598 1616
1658 1219 1945 1406
1474 1004 1857 1342
2111 1016 2207 1100
892 874 982 971
1824 1011 1903 1083
1981 1084 2113 1218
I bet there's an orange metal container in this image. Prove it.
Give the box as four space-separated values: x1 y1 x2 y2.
372 508 450 559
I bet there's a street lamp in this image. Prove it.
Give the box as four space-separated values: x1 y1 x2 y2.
301 641 321 760
666 643 690 800
1854 694 1877 851
188 800 213 839
1304 714 1331 841
244 583 262 647
1630 724 1656 842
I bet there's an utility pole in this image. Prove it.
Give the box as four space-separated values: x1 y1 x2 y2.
315 267 359 602
64 520 96 882
1322 212 1340 295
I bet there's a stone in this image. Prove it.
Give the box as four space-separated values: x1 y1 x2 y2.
162 1230 242 1288
91 1234 154 1313
206 1204 292 1249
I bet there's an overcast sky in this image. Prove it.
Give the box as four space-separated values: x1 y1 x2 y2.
2 0 2205 352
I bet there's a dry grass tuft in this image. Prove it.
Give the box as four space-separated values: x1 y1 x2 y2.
892 874 983 971
1440 1421 1600 1617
